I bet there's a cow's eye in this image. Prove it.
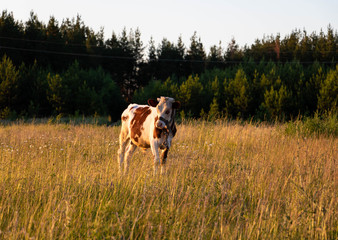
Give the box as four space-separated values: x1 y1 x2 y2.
165 110 170 115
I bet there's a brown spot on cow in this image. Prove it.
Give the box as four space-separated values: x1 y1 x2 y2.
131 106 151 144
121 115 129 121
154 128 162 139
153 116 162 139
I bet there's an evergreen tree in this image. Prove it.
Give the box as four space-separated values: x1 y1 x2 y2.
317 65 338 112
138 36 157 86
186 32 206 75
17 61 50 116
46 73 64 114
280 29 301 62
261 85 290 119
304 64 325 114
179 75 204 117
325 25 337 62
45 16 64 70
207 41 224 69
208 97 220 120
24 11 47 65
156 38 185 80
177 35 186 59
62 61 81 113
131 28 144 64
0 11 24 65
299 30 313 62
0 55 19 118
224 68 250 117
148 36 157 61
225 38 243 64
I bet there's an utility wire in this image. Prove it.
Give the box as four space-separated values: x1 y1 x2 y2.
0 36 103 48
1 36 337 54
0 46 134 60
1 45 337 64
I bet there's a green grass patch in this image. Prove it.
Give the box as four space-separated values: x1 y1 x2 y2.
285 112 337 137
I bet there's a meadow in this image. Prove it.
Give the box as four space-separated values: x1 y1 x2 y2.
0 120 336 239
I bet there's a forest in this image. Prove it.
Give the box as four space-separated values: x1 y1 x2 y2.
0 10 337 121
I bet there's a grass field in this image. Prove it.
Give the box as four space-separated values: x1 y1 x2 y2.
0 120 337 239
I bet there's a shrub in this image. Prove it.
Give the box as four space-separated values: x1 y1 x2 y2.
285 111 337 137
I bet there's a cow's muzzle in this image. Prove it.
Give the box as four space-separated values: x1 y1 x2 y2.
156 116 169 129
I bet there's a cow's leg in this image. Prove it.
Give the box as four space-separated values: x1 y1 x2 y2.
150 141 161 174
117 126 129 173
160 148 169 174
123 142 137 173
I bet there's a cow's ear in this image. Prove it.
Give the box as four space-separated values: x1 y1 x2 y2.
147 99 158 107
172 101 181 109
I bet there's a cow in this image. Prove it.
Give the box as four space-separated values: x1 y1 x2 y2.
117 96 180 174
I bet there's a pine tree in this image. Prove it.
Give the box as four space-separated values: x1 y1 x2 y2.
186 32 206 75
224 68 250 117
0 11 24 65
179 75 204 117
177 35 186 59
261 85 290 119
225 38 243 63
0 55 19 118
207 41 224 69
317 65 338 112
148 37 157 61
208 97 220 120
46 73 64 114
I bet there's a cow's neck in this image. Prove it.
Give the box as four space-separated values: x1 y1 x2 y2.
159 110 176 133
168 110 176 132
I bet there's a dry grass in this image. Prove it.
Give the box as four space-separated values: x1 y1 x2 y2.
0 120 337 239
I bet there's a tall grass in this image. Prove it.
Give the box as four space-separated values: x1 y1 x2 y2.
0 121 336 239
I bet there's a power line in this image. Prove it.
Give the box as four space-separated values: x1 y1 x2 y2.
0 36 103 48
0 45 134 60
0 45 337 64
1 36 337 54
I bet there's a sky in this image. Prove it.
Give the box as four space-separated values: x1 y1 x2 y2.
2 0 338 53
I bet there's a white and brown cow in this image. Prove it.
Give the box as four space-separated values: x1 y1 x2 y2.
117 96 180 173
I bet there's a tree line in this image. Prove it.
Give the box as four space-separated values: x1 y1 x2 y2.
133 61 337 120
0 10 337 121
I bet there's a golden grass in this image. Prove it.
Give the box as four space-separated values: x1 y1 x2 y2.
0 121 337 239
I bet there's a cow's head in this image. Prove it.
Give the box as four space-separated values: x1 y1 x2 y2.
148 96 180 129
